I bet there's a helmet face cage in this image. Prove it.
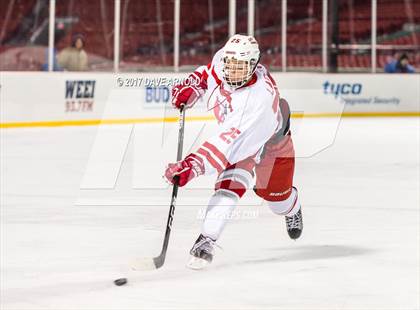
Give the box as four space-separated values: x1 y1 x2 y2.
222 56 257 89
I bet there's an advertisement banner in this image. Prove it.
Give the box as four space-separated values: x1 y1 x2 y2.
1 72 419 127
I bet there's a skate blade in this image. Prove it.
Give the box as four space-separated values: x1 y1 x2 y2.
186 256 210 270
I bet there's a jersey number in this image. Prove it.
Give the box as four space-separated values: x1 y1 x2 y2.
219 127 241 144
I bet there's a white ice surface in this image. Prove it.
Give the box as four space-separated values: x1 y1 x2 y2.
1 118 419 310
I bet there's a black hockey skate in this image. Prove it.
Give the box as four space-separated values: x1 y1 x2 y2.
187 234 216 270
285 208 303 239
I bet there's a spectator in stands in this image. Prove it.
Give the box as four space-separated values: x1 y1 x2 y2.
57 34 88 71
384 53 415 73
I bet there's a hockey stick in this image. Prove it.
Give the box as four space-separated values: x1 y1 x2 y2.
131 105 186 270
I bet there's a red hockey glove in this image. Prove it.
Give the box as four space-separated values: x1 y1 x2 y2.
171 71 207 110
164 154 205 187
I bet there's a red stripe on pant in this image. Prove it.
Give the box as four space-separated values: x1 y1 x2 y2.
254 134 295 202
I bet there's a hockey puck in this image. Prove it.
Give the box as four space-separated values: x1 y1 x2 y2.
114 278 127 286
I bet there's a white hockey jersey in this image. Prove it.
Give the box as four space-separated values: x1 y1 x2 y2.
192 49 282 176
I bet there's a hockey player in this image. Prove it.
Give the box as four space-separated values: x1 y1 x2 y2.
165 34 303 269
